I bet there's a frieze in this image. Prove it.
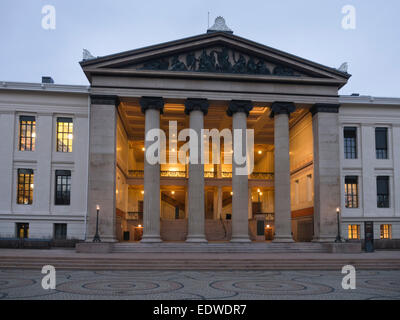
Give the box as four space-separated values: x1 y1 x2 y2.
133 47 302 77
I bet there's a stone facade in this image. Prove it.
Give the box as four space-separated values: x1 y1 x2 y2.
0 31 399 246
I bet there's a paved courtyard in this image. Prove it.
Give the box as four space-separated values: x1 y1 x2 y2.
0 268 399 300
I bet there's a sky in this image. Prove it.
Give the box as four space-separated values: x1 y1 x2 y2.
0 0 399 96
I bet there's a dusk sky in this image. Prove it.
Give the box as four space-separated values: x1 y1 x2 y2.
0 0 399 96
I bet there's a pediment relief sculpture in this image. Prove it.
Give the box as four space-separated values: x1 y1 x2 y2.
127 47 305 77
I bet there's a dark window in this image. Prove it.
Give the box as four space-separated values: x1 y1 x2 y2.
377 176 389 208
344 127 357 159
19 116 36 151
375 127 388 159
55 170 71 205
16 223 29 239
17 169 34 205
54 223 67 240
345 176 359 208
56 117 73 152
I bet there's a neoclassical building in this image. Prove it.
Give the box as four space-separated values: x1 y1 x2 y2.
0 19 399 247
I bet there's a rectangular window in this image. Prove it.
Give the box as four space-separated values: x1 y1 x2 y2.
56 117 73 152
19 116 36 151
375 127 388 159
348 224 360 240
54 223 67 240
345 176 359 208
380 224 392 239
16 223 29 239
55 170 71 205
17 169 34 205
377 176 390 208
344 127 357 159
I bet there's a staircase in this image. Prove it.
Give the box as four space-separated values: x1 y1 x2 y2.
113 242 328 253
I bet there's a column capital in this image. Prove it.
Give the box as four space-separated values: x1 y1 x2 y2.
227 100 253 117
139 96 164 115
90 95 120 106
310 103 340 116
269 101 295 118
184 98 209 115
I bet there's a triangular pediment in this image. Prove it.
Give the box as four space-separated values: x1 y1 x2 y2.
81 32 350 85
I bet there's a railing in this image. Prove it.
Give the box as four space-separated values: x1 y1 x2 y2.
126 211 143 221
128 170 273 180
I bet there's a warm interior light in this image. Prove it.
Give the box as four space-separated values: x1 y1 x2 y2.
141 190 144 195
30 184 34 189
138 224 142 228
258 150 262 154
230 191 233 195
259 192 263 196
266 224 270 228
172 148 175 152
171 191 175 195
96 205 100 210
68 134 73 140
257 188 260 193
116 189 119 194
32 133 36 138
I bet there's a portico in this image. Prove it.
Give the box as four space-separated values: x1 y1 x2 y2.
82 23 349 244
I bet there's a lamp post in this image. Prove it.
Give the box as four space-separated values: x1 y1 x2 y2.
335 207 342 243
93 204 101 242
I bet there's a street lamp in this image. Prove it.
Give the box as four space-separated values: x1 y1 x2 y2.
335 207 342 243
93 204 101 242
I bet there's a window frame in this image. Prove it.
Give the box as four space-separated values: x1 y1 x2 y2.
56 117 73 153
344 176 359 208
17 169 34 205
380 224 392 239
348 224 360 240
54 223 67 240
376 176 390 208
54 170 72 205
375 127 388 159
343 127 358 159
19 115 36 152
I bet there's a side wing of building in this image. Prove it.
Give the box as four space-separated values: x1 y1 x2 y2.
0 82 89 240
339 96 400 243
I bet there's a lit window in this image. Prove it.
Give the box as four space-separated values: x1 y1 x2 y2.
348 224 360 240
377 176 390 208
17 169 34 205
375 127 388 159
57 117 73 152
345 176 358 208
380 224 392 239
19 116 36 151
55 170 71 205
344 127 357 159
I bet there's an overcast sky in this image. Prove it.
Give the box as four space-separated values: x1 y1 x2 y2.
0 0 399 96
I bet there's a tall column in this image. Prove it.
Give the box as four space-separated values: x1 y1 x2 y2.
185 98 209 242
213 186 223 219
140 97 164 242
310 103 341 242
227 100 253 242
270 102 295 242
87 95 119 242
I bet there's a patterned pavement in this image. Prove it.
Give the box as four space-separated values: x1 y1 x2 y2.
0 269 400 300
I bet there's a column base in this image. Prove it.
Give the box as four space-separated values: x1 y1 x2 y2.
186 235 208 243
230 236 251 243
141 235 162 243
272 235 294 243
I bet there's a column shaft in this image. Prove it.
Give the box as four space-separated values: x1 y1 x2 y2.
140 97 164 242
271 102 295 242
228 100 252 242
186 110 207 242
